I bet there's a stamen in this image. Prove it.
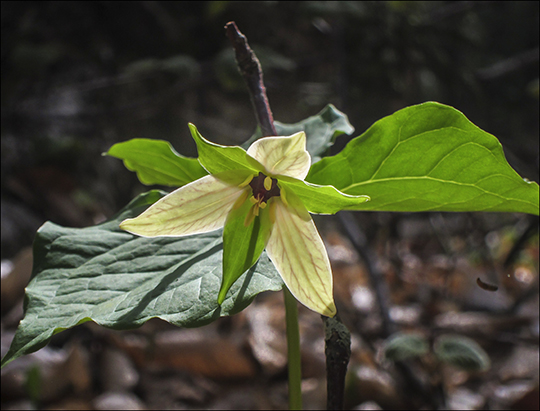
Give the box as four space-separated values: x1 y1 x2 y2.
264 176 273 191
268 200 277 224
239 174 255 188
280 185 288 207
243 172 281 226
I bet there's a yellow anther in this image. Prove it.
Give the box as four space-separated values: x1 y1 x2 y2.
264 176 273 191
259 202 267 209
268 200 277 224
280 185 288 207
239 174 255 188
249 196 258 205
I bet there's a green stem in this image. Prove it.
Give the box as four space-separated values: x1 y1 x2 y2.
284 286 302 410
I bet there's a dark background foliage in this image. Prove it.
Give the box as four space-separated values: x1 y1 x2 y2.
1 2 538 409
2 1 538 258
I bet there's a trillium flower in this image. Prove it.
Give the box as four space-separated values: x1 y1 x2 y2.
120 125 369 317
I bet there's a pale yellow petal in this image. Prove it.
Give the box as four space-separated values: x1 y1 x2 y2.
120 175 246 237
246 132 311 180
265 197 337 317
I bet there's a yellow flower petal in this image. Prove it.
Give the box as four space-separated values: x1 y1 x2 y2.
265 197 337 317
246 132 311 180
120 175 246 237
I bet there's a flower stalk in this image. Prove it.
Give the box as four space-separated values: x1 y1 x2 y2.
284 286 302 410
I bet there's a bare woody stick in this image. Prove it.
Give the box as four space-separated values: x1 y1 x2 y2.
322 314 351 410
225 21 277 137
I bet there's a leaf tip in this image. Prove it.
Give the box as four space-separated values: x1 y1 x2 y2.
217 290 226 305
1 355 12 369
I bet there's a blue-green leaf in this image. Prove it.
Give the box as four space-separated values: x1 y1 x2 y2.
1 191 283 368
434 334 491 371
244 104 355 162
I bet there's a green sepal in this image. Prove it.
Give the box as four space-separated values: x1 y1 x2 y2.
212 169 256 187
189 123 262 174
279 176 370 214
219 197 274 304
106 138 208 187
278 184 310 221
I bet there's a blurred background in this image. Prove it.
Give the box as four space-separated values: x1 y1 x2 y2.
1 1 538 409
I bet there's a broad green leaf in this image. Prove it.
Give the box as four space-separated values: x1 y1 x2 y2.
106 138 208 187
189 123 261 174
244 104 355 162
279 176 370 214
1 191 283 368
434 334 491 371
307 102 539 215
220 198 273 304
384 332 429 361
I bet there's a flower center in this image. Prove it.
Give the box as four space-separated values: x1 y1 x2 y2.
249 172 280 203
243 172 280 226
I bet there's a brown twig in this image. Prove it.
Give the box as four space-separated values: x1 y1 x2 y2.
225 21 277 137
322 314 351 410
